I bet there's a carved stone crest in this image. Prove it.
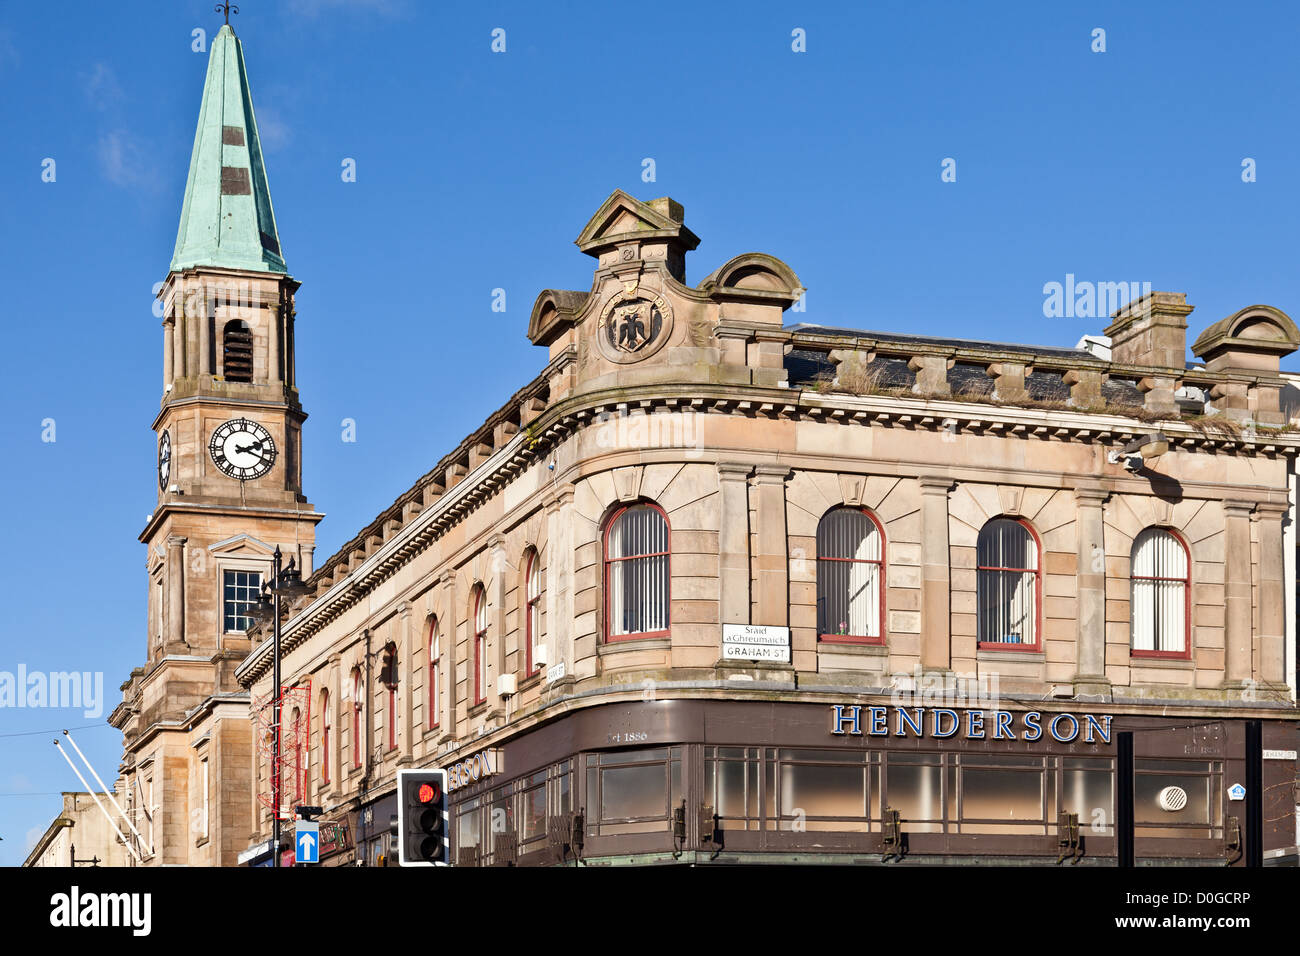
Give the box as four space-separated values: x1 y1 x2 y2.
595 287 674 364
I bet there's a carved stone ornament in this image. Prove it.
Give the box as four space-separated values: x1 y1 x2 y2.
595 286 674 364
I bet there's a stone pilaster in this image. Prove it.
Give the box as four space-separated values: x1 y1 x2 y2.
1072 487 1111 697
439 573 458 737
1254 502 1289 690
752 465 791 626
717 463 752 625
1222 501 1254 689
165 535 187 652
918 477 952 672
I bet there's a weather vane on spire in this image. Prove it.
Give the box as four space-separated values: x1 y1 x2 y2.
215 2 239 25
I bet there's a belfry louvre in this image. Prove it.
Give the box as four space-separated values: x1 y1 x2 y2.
237 189 1300 867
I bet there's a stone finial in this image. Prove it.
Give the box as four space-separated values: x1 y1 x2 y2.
1191 305 1300 374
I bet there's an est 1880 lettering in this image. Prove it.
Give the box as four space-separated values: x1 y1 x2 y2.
607 731 648 744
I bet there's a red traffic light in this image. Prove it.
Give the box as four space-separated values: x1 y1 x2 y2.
417 782 439 804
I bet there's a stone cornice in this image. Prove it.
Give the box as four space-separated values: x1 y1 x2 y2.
235 371 1300 687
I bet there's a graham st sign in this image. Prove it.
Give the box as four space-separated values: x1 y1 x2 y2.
830 704 1113 744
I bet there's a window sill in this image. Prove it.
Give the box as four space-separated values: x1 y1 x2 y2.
598 636 671 656
1129 654 1195 669
817 641 888 657
976 646 1045 662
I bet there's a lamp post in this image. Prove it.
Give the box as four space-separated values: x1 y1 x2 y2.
252 546 309 868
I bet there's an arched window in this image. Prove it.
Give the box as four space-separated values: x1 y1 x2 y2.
603 502 670 641
472 585 488 705
525 548 542 674
977 518 1040 649
291 707 303 802
427 617 440 731
350 667 362 770
320 689 330 785
1130 528 1190 657
222 319 254 383
817 507 885 643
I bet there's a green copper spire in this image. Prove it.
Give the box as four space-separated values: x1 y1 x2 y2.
170 24 286 274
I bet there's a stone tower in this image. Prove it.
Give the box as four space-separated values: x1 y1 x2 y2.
109 22 322 866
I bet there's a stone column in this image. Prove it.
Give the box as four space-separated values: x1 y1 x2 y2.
163 318 175 390
1223 501 1254 688
918 477 953 672
752 466 791 626
716 463 752 626
173 304 187 382
165 535 186 651
1254 502 1288 688
198 301 210 377
551 485 577 679
1073 487 1111 696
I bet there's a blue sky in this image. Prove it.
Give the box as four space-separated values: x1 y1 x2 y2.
1 0 1298 863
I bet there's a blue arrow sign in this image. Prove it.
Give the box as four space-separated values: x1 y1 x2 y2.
296 821 319 864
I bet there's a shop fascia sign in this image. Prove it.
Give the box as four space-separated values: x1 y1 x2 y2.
830 704 1113 744
445 748 503 792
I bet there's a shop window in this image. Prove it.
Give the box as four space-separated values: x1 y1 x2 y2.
816 507 885 643
704 747 761 831
584 747 682 836
775 749 872 833
1130 528 1190 657
954 755 1046 834
456 796 483 867
1134 759 1222 839
977 518 1040 649
603 503 670 641
1061 757 1112 835
883 753 944 833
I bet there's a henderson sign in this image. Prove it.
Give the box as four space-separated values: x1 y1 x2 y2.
830 704 1113 744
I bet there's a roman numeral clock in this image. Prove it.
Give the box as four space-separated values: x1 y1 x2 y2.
209 417 277 481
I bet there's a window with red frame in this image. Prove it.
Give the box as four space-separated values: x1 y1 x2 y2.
604 503 670 641
351 667 362 769
816 507 885 643
473 585 488 705
977 518 1040 648
320 690 330 785
1130 528 1190 657
525 549 542 674
428 617 440 730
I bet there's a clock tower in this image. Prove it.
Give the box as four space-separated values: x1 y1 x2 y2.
109 20 323 866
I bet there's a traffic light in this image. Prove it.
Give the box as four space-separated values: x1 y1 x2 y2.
397 768 448 866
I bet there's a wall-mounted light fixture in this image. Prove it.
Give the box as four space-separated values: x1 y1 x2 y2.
1107 432 1169 472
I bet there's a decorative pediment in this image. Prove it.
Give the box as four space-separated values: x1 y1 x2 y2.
208 532 277 557
574 189 700 257
697 252 803 305
1192 304 1300 372
527 288 589 346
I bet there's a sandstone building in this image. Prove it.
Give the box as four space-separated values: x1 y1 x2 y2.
235 186 1300 866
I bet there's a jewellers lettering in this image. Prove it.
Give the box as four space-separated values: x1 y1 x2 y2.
445 749 502 791
829 705 1112 744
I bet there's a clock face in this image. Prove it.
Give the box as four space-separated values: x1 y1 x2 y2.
158 430 171 490
209 418 277 481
